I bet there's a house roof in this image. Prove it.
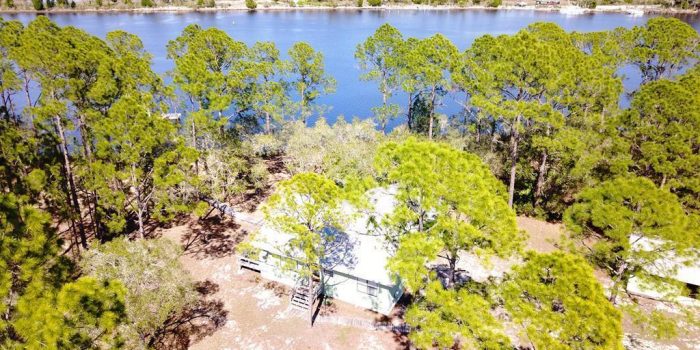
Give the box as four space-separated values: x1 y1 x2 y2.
631 235 700 286
252 186 400 287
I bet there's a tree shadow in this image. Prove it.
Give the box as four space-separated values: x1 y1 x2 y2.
180 215 247 259
374 293 413 350
151 280 228 350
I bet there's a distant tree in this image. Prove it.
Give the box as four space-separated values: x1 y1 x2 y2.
288 42 336 125
248 41 289 134
355 24 404 132
501 252 623 350
81 238 197 348
456 23 622 212
90 92 198 237
367 0 381 6
400 34 457 139
246 0 257 8
617 68 700 212
629 17 699 83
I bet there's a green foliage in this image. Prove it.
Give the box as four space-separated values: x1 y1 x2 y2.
379 138 523 291
355 0 362 6
377 139 523 348
355 24 404 131
406 281 510 349
141 0 154 6
618 68 700 212
367 0 380 5
246 0 257 9
401 34 458 138
501 252 623 350
284 117 383 184
31 0 43 10
488 0 501 6
1 193 127 349
262 173 351 279
564 176 695 305
81 238 197 346
456 22 623 214
288 41 336 124
629 17 699 82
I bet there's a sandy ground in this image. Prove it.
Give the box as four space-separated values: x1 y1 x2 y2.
156 215 405 350
153 210 698 350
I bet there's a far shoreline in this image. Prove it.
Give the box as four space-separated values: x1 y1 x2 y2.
0 4 698 15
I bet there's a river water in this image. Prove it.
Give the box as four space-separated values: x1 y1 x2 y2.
2 10 699 125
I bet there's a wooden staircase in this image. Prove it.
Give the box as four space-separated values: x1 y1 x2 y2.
290 277 322 311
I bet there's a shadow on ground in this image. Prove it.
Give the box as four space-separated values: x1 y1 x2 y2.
151 280 228 349
180 215 247 259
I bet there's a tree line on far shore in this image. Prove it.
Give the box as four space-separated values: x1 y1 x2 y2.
0 15 698 349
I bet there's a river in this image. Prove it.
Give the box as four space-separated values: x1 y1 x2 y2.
2 10 699 126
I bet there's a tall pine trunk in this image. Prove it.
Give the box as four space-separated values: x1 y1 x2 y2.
54 115 88 249
534 150 548 207
428 88 436 140
507 116 521 208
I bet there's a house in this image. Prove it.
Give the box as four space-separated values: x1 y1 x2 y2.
238 187 404 315
626 235 700 306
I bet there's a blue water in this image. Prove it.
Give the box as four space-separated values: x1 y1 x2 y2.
3 10 699 126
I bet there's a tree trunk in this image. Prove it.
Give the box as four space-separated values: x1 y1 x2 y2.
131 164 146 239
428 88 436 140
507 116 521 208
406 93 413 130
660 174 667 189
54 115 88 249
533 150 548 208
448 253 457 289
191 118 199 175
265 111 271 134
608 261 628 304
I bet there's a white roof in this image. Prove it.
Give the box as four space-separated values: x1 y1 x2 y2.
631 235 700 286
252 186 399 286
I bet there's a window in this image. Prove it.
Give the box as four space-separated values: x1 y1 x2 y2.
357 279 379 297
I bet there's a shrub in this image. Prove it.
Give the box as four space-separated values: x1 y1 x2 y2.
95 0 103 6
356 0 362 6
70 0 75 7
246 0 257 8
411 0 421 3
46 0 55 7
140 0 153 6
367 0 380 5
472 0 481 4
487 0 500 6
6 0 14 7
206 0 215 7
32 0 44 9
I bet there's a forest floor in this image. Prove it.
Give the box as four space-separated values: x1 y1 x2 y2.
155 209 699 349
